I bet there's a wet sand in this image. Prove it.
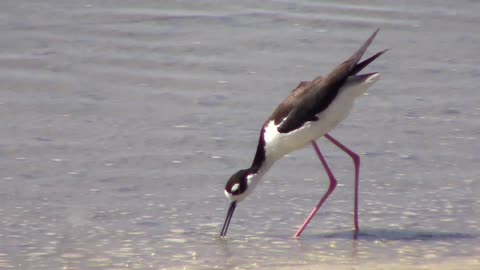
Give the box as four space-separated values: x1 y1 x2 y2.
1 0 480 269
271 257 480 270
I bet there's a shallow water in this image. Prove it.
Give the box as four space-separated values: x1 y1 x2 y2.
1 0 480 269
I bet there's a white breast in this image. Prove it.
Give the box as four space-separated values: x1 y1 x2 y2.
263 73 380 163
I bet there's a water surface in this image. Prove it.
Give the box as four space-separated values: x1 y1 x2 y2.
1 0 480 269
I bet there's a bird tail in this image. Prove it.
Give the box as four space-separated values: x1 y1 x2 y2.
324 28 388 85
351 48 389 75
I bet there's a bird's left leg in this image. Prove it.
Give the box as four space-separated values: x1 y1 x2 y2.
293 140 337 238
324 133 360 236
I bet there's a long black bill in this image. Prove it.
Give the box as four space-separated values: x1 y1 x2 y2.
220 201 237 237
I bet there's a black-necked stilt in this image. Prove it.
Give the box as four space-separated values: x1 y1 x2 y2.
220 29 387 238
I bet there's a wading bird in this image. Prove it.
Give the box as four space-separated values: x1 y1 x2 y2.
220 29 387 238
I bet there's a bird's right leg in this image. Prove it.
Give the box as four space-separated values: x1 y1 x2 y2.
293 140 337 238
324 133 360 237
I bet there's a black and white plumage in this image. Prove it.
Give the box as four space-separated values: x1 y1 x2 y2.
220 29 387 238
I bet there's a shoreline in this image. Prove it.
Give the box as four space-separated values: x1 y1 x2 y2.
268 257 480 270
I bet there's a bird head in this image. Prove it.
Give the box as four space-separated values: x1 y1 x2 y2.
224 169 252 202
220 169 254 237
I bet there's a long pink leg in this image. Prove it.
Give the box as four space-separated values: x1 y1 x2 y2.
324 133 360 236
293 140 337 238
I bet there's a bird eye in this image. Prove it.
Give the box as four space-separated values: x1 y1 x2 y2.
231 183 240 193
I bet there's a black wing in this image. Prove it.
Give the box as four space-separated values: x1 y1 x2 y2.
275 29 384 133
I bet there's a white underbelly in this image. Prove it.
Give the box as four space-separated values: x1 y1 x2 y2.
262 73 377 164
263 92 355 161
